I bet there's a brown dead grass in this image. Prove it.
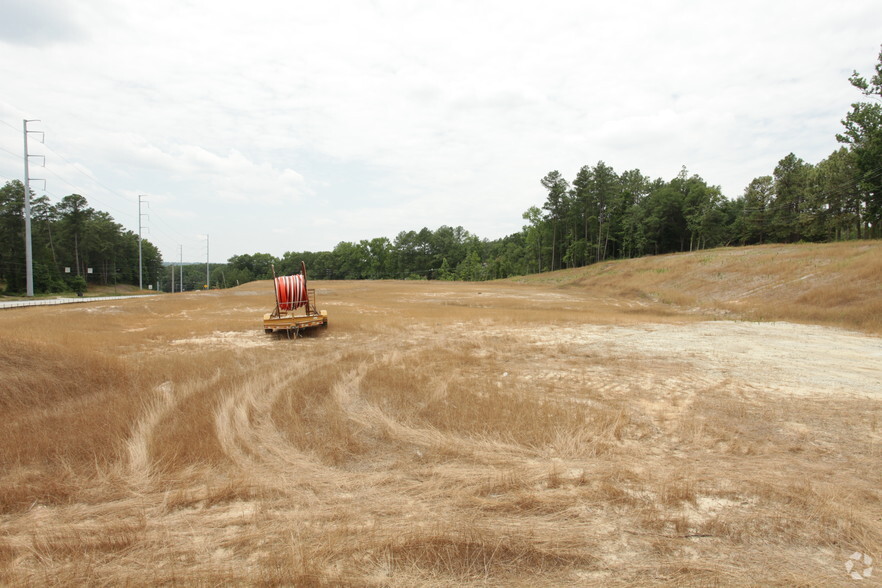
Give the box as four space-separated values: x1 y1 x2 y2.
527 240 882 334
0 241 880 586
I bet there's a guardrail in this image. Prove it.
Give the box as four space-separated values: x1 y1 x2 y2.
0 294 160 310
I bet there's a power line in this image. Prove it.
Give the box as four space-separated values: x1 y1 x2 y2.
34 164 194 263
2 115 211 272
0 119 19 133
148 208 191 243
2 130 138 227
0 144 21 160
37 163 133 221
5 119 193 250
4 128 196 263
37 137 134 207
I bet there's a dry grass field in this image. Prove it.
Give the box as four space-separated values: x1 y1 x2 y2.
1 241 880 586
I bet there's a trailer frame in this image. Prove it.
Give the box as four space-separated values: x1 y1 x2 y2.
263 287 328 334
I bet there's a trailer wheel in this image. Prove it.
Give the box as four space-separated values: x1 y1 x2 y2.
264 329 273 334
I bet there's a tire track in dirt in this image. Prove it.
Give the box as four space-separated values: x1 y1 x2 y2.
329 351 535 466
208 329 540 512
126 376 220 488
126 381 174 487
204 339 476 533
213 368 333 485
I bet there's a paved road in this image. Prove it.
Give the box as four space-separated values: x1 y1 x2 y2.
0 294 159 310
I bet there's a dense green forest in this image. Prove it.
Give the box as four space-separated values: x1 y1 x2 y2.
3 47 880 293
0 182 163 294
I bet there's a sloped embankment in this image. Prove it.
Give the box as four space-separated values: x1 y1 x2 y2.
524 241 882 334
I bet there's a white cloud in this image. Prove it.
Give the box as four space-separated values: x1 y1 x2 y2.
1 0 880 261
0 0 87 46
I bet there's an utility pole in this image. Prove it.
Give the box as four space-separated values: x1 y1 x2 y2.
138 195 148 290
22 120 44 297
179 244 183 292
205 234 209 289
138 196 143 290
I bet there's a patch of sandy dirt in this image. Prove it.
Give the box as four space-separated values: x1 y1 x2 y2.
170 330 274 348
520 320 882 399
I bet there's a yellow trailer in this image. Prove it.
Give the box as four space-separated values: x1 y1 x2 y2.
263 295 328 333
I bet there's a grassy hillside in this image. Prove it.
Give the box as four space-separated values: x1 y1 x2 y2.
515 240 882 334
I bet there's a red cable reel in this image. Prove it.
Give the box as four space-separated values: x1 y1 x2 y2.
274 261 309 312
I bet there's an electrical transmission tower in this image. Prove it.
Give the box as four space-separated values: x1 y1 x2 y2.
139 195 149 290
22 120 45 297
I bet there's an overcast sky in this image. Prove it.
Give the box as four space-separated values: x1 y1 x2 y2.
1 1 880 262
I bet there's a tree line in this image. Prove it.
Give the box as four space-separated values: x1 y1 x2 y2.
523 142 872 274
0 181 162 294
220 226 531 285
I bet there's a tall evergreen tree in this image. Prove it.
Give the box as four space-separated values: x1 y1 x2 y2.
540 170 569 271
770 154 813 242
